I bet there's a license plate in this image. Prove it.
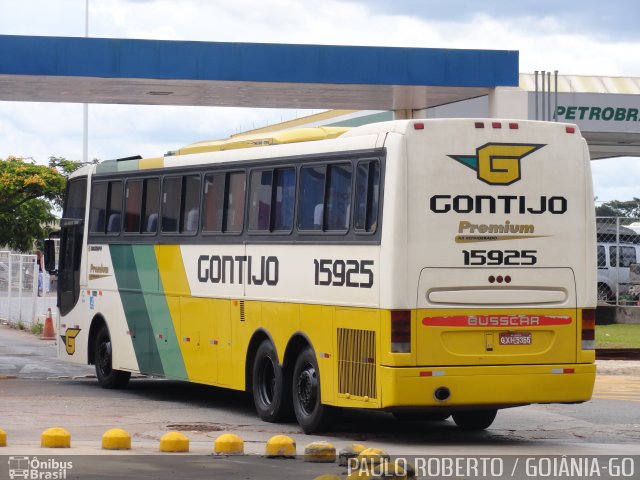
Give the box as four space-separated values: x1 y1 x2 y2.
499 331 532 345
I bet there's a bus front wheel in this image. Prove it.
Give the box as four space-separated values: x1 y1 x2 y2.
292 347 334 433
94 325 130 389
252 340 291 422
452 409 497 431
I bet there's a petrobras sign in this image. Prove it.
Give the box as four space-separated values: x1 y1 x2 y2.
532 92 640 134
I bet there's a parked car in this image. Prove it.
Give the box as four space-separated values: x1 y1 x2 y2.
597 241 640 303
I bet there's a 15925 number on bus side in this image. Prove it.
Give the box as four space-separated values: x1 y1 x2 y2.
313 259 374 288
462 250 537 266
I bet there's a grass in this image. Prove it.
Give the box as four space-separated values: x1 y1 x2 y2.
30 322 43 335
596 324 640 348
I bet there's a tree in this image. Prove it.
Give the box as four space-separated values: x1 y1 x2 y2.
0 156 85 252
596 198 640 219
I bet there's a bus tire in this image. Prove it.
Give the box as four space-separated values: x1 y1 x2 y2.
452 409 497 431
292 347 334 433
94 325 130 389
252 340 291 422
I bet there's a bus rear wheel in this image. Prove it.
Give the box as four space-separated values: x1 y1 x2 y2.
452 409 497 431
292 347 334 433
94 325 130 389
252 340 291 422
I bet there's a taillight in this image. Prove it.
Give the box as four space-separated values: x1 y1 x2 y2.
581 308 595 350
391 310 411 353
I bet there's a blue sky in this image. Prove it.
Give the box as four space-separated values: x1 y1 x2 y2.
1 0 639 203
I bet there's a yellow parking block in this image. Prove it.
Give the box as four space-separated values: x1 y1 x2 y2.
41 427 71 448
102 428 132 450
160 431 189 452
265 434 296 458
214 433 244 455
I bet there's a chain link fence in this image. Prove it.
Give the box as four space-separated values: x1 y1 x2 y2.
596 217 640 307
0 250 57 330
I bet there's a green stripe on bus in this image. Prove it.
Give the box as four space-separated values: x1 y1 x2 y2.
109 244 164 376
131 245 188 380
95 161 118 174
117 159 140 172
95 159 140 174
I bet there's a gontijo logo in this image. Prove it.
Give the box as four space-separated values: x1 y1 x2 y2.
448 143 544 186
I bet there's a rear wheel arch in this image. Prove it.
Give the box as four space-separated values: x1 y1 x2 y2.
283 333 314 374
245 329 277 393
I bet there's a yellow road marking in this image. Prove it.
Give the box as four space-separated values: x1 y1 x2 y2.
593 375 640 403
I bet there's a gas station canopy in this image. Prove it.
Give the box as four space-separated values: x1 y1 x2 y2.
0 35 518 110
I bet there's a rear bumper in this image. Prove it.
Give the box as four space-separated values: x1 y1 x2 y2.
379 363 596 409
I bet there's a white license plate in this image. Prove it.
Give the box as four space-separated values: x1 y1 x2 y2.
499 331 532 345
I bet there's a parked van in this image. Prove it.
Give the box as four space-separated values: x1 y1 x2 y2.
597 242 640 303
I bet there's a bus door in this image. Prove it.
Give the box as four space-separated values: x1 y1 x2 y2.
57 178 87 316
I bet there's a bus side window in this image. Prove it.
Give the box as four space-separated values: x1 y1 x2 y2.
354 160 380 233
162 177 181 233
124 179 142 233
324 163 352 231
203 171 246 234
203 173 225 232
89 182 108 234
225 172 245 233
106 181 123 234
273 168 295 231
181 175 201 234
142 178 160 234
249 170 273 231
298 165 326 231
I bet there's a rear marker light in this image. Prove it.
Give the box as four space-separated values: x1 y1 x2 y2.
505 275 512 283
488 276 496 283
509 123 519 129
420 371 445 377
581 308 596 350
492 122 502 129
566 126 575 134
474 122 484 129
496 276 504 284
551 368 575 374
391 310 411 353
414 122 425 130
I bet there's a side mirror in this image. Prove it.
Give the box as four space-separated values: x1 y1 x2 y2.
44 239 57 274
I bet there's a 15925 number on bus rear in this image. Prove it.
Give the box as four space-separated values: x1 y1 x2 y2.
462 250 537 266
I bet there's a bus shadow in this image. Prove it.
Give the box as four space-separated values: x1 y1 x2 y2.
73 377 536 446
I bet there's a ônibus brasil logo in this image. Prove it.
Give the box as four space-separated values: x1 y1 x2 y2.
448 143 544 186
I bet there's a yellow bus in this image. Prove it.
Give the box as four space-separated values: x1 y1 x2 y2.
45 119 597 433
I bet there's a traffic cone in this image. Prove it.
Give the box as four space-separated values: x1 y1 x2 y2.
41 308 56 340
